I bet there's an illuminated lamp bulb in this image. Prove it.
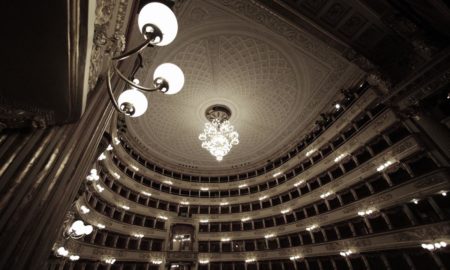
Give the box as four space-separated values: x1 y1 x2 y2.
138 2 178 46
83 225 93 235
70 220 85 235
117 88 148 117
153 63 184 95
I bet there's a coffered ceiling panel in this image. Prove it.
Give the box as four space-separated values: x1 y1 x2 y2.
124 0 364 175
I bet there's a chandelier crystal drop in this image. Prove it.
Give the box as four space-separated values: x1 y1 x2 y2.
199 105 239 161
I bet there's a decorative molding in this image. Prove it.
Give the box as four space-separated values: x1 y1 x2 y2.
88 0 129 91
0 100 55 131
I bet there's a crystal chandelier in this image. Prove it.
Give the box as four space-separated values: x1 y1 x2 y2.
199 105 239 161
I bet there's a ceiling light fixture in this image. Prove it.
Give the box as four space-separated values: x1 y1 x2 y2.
199 105 239 161
106 2 184 117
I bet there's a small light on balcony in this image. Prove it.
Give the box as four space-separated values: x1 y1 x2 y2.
200 187 209 191
200 219 209 223
273 172 282 177
121 205 130 210
264 233 275 239
97 223 106 229
340 249 353 257
376 160 395 172
281 209 291 214
306 224 319 232
421 242 446 251
112 172 120 179
104 258 116 264
320 191 335 200
151 259 163 265
80 205 90 214
335 103 341 110
199 259 210 264
411 198 419 204
133 233 144 238
245 258 256 263
238 184 248 188
114 137 120 145
357 208 379 218
289 255 301 261
164 180 173 185
130 165 139 171
241 217 251 222
440 190 447 197
294 180 305 187
69 255 80 261
95 184 104 193
98 153 106 161
56 247 69 257
305 149 316 157
221 237 231 242
180 201 190 205
334 153 347 163
158 215 168 220
220 202 229 206
141 191 152 196
86 169 99 181
259 195 268 201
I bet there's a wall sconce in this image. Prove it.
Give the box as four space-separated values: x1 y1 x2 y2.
64 220 93 239
107 2 185 117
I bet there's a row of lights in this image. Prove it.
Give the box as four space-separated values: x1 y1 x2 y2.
55 247 80 261
334 153 348 163
421 241 447 251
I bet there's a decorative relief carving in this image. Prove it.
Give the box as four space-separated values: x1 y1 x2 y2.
394 223 450 242
413 174 447 189
0 101 55 131
88 0 128 91
324 238 372 250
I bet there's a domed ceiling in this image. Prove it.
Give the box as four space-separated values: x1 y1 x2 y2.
126 0 364 175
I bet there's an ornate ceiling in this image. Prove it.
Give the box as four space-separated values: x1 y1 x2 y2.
125 0 364 175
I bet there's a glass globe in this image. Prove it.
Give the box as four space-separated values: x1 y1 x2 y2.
153 63 184 95
138 2 178 46
70 220 85 235
83 225 93 235
117 89 148 117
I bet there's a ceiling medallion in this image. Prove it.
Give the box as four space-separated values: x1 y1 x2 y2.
198 105 239 161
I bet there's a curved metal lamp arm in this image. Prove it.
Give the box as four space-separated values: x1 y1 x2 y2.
106 69 124 114
112 63 160 92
